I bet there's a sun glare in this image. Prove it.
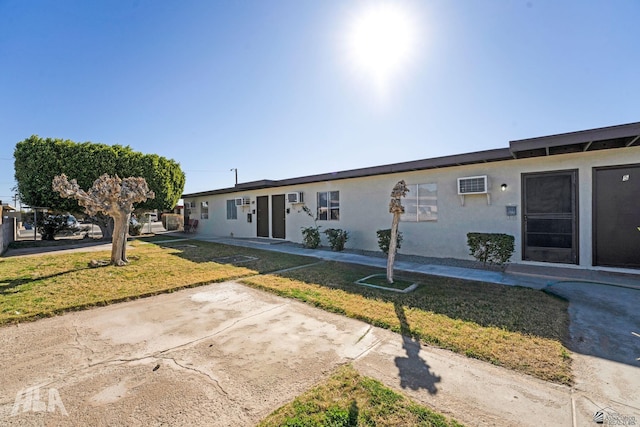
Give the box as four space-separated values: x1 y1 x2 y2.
345 2 418 100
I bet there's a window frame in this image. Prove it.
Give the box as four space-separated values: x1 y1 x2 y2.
317 191 340 221
401 183 438 222
200 201 209 220
226 199 238 220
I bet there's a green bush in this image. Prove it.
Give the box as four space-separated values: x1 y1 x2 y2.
324 228 349 251
376 229 403 254
301 226 321 249
161 213 183 231
37 215 69 241
129 220 143 236
467 232 515 266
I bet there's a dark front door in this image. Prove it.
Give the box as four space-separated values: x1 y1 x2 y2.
256 196 269 238
522 170 578 264
594 164 640 268
271 194 286 239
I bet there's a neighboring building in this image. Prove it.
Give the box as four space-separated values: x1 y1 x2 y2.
183 122 640 272
0 203 17 254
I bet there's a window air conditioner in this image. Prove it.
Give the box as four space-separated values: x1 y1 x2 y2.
286 192 303 204
235 196 250 206
457 176 488 195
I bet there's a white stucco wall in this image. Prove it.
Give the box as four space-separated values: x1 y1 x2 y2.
184 146 640 268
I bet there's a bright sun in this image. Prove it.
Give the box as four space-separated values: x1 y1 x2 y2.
346 2 418 99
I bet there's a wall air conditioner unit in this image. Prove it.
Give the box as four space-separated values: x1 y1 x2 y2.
286 192 303 204
235 196 250 206
457 175 490 206
457 175 488 195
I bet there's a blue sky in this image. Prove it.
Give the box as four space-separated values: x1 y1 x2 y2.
1 0 639 205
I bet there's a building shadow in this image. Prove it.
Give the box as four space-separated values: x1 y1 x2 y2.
546 281 640 367
393 302 441 394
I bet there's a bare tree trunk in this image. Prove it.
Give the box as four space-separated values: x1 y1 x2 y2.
95 214 114 240
387 212 401 283
387 180 409 284
111 212 129 266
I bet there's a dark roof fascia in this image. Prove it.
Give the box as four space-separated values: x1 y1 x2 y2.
182 186 238 198
234 179 278 190
181 148 512 198
182 122 640 199
509 121 640 154
275 148 513 187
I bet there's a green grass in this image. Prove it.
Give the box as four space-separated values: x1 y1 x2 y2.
357 274 415 290
0 239 313 324
258 364 464 427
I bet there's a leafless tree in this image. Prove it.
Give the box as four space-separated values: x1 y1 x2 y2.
387 180 409 283
53 173 155 266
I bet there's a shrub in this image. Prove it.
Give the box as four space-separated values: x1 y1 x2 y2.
301 226 321 249
376 229 403 254
37 215 69 240
467 232 515 266
324 228 349 251
161 213 184 231
129 218 143 236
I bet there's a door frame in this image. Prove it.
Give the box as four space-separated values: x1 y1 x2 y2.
256 196 269 238
592 163 640 268
521 169 579 264
271 194 286 239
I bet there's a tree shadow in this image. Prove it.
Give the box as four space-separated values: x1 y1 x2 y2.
393 302 441 394
0 269 88 294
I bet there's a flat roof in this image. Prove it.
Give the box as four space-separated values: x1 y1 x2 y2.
183 121 640 198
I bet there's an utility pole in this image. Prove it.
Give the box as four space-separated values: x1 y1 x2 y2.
230 168 238 186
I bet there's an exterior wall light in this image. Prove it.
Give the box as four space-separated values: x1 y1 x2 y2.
501 183 508 191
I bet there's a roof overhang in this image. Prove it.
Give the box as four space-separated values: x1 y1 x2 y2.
509 121 640 158
182 122 640 199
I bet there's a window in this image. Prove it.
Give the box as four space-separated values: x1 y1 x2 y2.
317 191 339 221
401 183 437 222
226 199 237 220
201 201 209 220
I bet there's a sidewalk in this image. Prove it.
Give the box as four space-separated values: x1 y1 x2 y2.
172 233 640 290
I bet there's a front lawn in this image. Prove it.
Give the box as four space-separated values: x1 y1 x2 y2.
0 239 313 324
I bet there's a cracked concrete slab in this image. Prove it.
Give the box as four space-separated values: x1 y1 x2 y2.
0 282 386 426
0 280 633 426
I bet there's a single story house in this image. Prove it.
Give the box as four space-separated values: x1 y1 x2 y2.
182 122 640 273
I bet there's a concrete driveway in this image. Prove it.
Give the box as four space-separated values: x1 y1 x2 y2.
546 281 640 424
1 280 582 427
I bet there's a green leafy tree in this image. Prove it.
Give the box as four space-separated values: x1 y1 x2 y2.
14 136 185 238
